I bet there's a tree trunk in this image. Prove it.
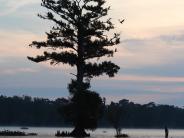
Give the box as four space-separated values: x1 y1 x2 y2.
77 63 84 85
70 24 90 137
77 25 84 85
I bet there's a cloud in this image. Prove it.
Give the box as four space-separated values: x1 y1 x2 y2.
109 0 184 38
101 90 184 106
1 68 38 75
94 74 184 97
0 0 39 16
145 86 184 94
112 74 184 83
113 31 184 72
0 30 44 58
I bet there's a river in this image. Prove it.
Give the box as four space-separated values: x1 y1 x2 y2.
0 127 184 138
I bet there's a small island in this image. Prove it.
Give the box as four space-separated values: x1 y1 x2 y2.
55 130 90 137
0 130 37 136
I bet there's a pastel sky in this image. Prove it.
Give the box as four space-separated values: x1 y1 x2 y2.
1 0 184 106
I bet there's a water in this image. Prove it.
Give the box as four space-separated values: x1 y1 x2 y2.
0 127 184 138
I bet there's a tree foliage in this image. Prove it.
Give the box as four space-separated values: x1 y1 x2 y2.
61 91 103 129
28 0 120 94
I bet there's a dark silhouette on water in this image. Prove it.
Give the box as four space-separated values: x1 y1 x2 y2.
0 130 37 136
60 91 103 137
165 126 169 138
27 0 121 136
107 102 124 137
106 102 128 137
55 130 90 137
0 130 26 136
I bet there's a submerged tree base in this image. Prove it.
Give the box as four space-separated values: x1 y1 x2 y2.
55 129 90 137
115 134 129 138
70 127 90 137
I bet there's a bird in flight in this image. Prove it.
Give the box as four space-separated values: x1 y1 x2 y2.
119 19 125 24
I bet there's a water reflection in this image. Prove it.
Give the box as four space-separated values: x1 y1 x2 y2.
0 127 184 138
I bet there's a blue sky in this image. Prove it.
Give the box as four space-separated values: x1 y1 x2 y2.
1 0 184 106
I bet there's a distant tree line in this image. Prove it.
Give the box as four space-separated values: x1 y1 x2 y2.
0 95 183 128
104 99 184 128
0 95 64 126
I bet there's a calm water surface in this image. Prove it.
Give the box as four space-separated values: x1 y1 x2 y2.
0 127 184 138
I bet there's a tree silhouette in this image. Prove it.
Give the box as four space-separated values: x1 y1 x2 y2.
107 102 124 137
28 0 120 136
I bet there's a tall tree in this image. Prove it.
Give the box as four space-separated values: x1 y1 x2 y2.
28 0 120 136
107 102 124 137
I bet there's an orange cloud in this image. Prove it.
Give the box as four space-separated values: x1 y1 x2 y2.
0 31 44 58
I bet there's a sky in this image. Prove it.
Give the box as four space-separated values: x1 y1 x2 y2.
1 0 184 106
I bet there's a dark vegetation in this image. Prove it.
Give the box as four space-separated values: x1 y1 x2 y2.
107 102 124 136
0 95 184 128
0 130 26 136
55 130 90 137
0 130 37 136
27 0 120 136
